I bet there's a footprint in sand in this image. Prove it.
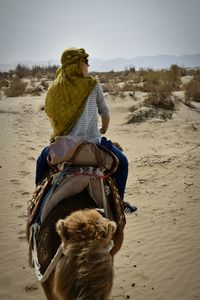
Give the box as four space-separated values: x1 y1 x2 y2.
14 204 23 209
18 212 27 218
19 132 29 137
16 189 27 195
25 139 33 143
27 156 36 161
19 170 31 177
26 146 36 150
25 284 39 292
10 179 20 185
18 230 26 240
21 191 31 196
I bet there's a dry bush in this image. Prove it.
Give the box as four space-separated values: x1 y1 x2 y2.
138 68 149 77
144 91 175 111
186 68 200 77
120 66 136 81
143 70 161 84
142 70 164 92
102 84 110 93
106 79 120 95
184 79 200 102
0 72 9 80
5 79 27 97
15 64 29 78
165 64 181 90
143 76 173 95
0 79 9 89
127 107 158 123
26 85 43 96
120 83 135 92
40 79 49 90
46 72 56 80
129 102 141 112
141 66 181 92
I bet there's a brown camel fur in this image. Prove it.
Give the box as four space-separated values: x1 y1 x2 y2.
32 189 124 300
54 209 117 300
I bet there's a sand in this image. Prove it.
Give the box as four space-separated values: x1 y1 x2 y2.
0 92 200 300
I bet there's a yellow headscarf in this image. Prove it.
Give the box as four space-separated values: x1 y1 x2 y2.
45 48 97 139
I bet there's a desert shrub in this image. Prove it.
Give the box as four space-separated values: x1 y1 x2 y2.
34 71 44 79
40 79 49 89
120 66 136 81
193 69 200 81
26 85 43 96
129 102 141 112
46 72 56 80
138 68 148 77
5 79 27 97
144 90 175 111
166 64 181 89
120 83 135 92
184 79 200 102
127 107 158 123
187 68 200 77
15 64 29 78
141 67 181 92
143 75 173 95
102 84 110 93
0 72 10 80
180 67 187 76
143 70 160 85
0 79 9 89
105 79 120 94
142 70 163 92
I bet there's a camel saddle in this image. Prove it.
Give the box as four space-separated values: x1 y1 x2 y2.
27 137 126 230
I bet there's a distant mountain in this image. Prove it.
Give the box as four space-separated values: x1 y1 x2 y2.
0 54 200 72
89 54 200 71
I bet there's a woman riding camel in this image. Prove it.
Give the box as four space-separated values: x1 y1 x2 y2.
36 47 137 214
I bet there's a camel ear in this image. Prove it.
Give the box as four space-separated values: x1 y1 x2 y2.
106 221 117 237
56 220 69 243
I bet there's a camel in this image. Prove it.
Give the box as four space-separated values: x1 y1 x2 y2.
29 187 125 300
27 139 125 299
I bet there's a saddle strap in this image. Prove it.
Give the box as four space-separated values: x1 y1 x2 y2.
29 223 64 283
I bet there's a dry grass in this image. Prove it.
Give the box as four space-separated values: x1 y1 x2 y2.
0 79 9 89
184 72 200 102
4 79 27 97
144 91 175 111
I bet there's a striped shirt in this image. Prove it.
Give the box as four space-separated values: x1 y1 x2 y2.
68 83 110 143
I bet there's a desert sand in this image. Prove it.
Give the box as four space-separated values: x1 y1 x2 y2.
0 91 200 300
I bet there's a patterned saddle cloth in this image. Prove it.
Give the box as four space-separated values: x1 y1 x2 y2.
27 138 126 232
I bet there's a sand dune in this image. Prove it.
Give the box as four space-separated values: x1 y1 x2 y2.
0 93 200 299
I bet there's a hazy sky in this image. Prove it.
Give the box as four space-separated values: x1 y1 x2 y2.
0 0 200 64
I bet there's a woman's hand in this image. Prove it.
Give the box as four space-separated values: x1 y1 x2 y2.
100 127 107 134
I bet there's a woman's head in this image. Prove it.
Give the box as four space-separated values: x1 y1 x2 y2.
60 47 89 77
81 60 89 77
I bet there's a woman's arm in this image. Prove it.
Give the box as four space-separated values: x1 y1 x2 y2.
96 83 110 134
100 115 110 134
